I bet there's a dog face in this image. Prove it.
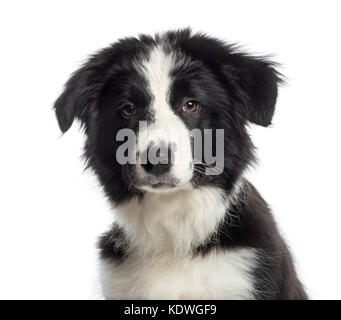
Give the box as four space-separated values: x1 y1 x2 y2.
55 29 280 204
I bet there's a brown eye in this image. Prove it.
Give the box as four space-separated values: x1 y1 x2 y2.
182 100 201 113
120 104 137 118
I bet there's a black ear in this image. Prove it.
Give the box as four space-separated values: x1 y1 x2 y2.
54 63 101 133
224 53 282 127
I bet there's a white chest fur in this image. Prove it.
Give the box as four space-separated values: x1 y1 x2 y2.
99 185 257 299
100 247 257 299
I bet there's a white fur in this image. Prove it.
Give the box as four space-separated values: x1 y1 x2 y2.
100 182 258 299
135 46 193 189
100 246 257 299
115 185 228 252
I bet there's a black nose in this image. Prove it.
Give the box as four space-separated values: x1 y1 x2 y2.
140 143 173 176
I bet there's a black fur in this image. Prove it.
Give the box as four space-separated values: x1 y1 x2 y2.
195 181 307 299
98 224 128 262
54 29 306 299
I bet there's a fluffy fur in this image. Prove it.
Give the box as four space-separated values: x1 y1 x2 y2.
54 29 307 299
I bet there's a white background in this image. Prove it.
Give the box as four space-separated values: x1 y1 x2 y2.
0 0 340 299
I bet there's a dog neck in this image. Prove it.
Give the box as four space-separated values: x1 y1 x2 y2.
113 179 245 256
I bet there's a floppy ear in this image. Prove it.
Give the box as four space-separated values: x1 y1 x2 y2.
223 54 282 127
54 63 101 133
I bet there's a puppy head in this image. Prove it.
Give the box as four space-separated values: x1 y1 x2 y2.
55 29 281 203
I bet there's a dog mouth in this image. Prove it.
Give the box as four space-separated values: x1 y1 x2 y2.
125 163 193 193
140 178 179 190
129 175 193 193
150 182 176 189
132 174 183 192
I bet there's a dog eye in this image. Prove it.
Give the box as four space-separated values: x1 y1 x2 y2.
120 104 137 118
182 100 201 113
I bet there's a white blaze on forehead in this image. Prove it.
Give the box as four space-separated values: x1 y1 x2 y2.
141 46 175 120
137 45 179 145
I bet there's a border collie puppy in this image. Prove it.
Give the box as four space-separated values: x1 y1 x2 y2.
54 29 307 299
